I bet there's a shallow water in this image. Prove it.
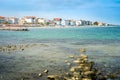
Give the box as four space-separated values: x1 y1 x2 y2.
0 26 120 80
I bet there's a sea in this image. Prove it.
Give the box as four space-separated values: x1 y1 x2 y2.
0 26 120 80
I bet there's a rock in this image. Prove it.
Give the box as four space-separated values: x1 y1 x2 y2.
69 55 74 58
96 70 101 75
7 45 11 48
109 74 117 79
80 48 86 52
80 64 85 67
74 60 81 64
82 78 92 80
83 58 88 62
38 73 42 77
67 62 71 66
83 66 91 71
47 75 59 80
84 71 94 76
70 67 75 72
65 60 69 63
73 72 81 79
98 75 107 80
65 73 72 77
80 54 88 58
44 69 48 73
70 66 83 72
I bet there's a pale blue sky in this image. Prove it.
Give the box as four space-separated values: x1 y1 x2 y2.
0 0 120 24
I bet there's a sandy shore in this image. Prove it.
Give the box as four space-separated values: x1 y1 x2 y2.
0 26 23 30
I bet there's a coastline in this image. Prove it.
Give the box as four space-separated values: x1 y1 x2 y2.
0 25 118 31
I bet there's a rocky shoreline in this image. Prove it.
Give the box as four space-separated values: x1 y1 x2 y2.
0 43 49 52
15 53 119 80
0 44 120 80
46 53 119 80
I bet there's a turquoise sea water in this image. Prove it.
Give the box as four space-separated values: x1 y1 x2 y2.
0 26 120 80
0 26 120 45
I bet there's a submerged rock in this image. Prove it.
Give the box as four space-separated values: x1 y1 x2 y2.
80 48 86 52
69 55 74 58
38 73 42 77
47 75 60 80
44 69 49 73
82 78 92 80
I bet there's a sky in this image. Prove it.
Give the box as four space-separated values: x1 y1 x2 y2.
0 0 120 25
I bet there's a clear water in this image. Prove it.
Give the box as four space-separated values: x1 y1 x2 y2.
0 27 120 45
0 26 120 80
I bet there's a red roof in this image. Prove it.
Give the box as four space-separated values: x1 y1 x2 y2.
54 18 62 21
24 16 36 18
0 16 5 19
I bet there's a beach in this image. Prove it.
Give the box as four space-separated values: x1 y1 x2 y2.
0 26 120 80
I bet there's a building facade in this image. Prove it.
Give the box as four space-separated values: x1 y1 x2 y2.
24 16 36 24
53 18 62 26
6 17 19 24
0 16 5 24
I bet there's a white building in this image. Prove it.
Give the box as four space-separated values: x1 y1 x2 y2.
24 16 36 24
65 20 71 26
76 20 82 26
6 17 18 24
61 20 66 26
53 18 62 25
70 20 76 26
86 21 93 25
37 18 45 24
18 18 25 25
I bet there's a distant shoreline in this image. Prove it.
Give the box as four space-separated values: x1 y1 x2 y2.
0 25 119 31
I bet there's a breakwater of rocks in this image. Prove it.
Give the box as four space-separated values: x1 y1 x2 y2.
0 43 48 52
46 53 119 80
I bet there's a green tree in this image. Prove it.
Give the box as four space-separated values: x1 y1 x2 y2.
93 21 98 25
4 21 10 24
46 22 50 26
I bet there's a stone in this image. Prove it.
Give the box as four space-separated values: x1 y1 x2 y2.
80 64 85 67
98 75 107 80
84 71 94 76
47 75 59 80
69 55 74 58
83 58 88 62
70 67 75 72
67 62 71 66
80 48 86 52
82 78 92 80
70 66 83 72
74 60 81 64
38 73 42 77
83 66 91 71
80 54 88 58
44 69 48 73
65 60 69 63
73 72 81 78
65 73 72 77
